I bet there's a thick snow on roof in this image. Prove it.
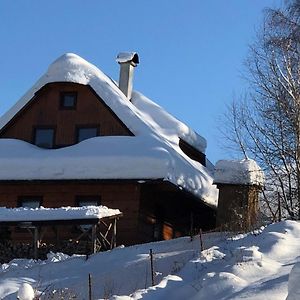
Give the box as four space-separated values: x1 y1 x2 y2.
131 91 207 153
0 205 121 222
214 159 264 186
116 52 139 64
0 137 170 180
0 53 217 207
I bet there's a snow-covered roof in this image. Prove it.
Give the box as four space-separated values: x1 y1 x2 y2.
0 53 218 207
214 159 264 186
0 205 121 223
0 137 170 180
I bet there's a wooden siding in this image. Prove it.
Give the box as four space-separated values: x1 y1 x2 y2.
216 184 260 231
0 180 216 246
0 180 141 245
0 82 133 147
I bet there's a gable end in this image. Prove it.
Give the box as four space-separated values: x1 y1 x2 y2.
0 82 134 147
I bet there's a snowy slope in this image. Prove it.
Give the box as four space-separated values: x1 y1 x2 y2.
0 53 217 206
287 262 300 300
0 220 299 299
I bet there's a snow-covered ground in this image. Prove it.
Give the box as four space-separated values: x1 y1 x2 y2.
0 220 299 299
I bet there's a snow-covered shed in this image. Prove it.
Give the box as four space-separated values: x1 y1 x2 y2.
0 206 122 260
214 159 264 231
0 53 218 246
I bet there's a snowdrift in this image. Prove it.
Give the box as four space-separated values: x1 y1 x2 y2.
0 220 300 299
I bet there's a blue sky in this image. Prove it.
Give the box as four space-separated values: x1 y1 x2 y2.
0 0 281 163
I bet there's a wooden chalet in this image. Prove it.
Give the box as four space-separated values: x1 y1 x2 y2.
0 53 218 250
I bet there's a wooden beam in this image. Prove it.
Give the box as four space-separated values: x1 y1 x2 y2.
33 227 39 260
112 218 117 249
91 225 97 254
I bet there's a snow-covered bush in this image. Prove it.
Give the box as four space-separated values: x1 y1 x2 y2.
17 283 35 300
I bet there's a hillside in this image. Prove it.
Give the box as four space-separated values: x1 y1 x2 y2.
1 220 300 299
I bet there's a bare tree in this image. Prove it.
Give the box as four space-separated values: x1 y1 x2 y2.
223 0 300 220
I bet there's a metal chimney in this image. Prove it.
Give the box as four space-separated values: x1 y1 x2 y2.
116 52 139 100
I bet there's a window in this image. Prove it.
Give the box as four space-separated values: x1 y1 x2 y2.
76 195 101 207
60 92 77 109
18 196 42 208
77 127 98 143
34 128 55 148
178 138 206 166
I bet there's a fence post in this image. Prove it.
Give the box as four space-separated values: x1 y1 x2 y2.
199 228 204 252
149 249 155 286
88 273 92 300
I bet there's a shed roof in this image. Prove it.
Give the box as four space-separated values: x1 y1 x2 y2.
214 159 264 186
0 205 122 226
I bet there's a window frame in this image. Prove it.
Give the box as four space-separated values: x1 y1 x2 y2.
178 138 206 166
60 91 77 110
33 126 56 149
18 196 43 208
76 125 99 143
75 195 101 207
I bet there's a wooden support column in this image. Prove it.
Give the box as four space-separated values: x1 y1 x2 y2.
112 218 117 249
91 224 97 254
53 226 60 248
33 227 40 260
190 212 194 238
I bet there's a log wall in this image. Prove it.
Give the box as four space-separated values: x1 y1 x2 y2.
216 184 260 231
0 82 132 146
0 180 141 245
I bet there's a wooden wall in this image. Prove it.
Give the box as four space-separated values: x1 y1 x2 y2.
216 184 260 231
0 180 217 246
0 82 133 147
0 180 141 245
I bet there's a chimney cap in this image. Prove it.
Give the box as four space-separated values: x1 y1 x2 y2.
116 52 139 66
